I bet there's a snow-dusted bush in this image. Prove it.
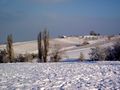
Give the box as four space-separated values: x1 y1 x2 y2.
24 53 34 62
0 49 8 63
113 42 120 60
16 54 26 62
50 44 62 62
16 53 34 62
31 53 38 59
79 52 84 61
50 52 61 62
90 41 120 61
106 41 120 61
81 40 89 46
89 46 106 61
105 47 115 60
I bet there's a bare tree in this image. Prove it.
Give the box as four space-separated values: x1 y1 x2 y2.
43 29 49 62
6 34 14 62
37 32 43 62
37 28 49 62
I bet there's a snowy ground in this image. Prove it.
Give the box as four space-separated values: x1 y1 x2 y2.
0 62 120 90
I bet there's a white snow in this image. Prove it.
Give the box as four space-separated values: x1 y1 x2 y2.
0 62 120 90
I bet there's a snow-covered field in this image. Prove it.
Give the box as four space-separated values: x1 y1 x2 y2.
0 62 120 90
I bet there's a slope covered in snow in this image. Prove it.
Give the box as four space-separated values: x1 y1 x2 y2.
0 36 119 59
0 62 120 90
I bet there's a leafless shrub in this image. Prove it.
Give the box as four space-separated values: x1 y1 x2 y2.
24 53 34 62
31 53 38 59
16 53 34 62
16 54 26 62
79 52 84 61
50 44 62 62
0 49 8 63
81 40 89 46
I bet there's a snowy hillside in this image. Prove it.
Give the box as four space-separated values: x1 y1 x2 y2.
0 36 119 59
0 62 120 90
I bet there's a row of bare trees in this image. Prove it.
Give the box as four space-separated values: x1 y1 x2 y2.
37 29 62 62
0 28 62 63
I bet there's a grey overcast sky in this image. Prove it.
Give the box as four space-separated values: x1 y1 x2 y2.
0 0 120 43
